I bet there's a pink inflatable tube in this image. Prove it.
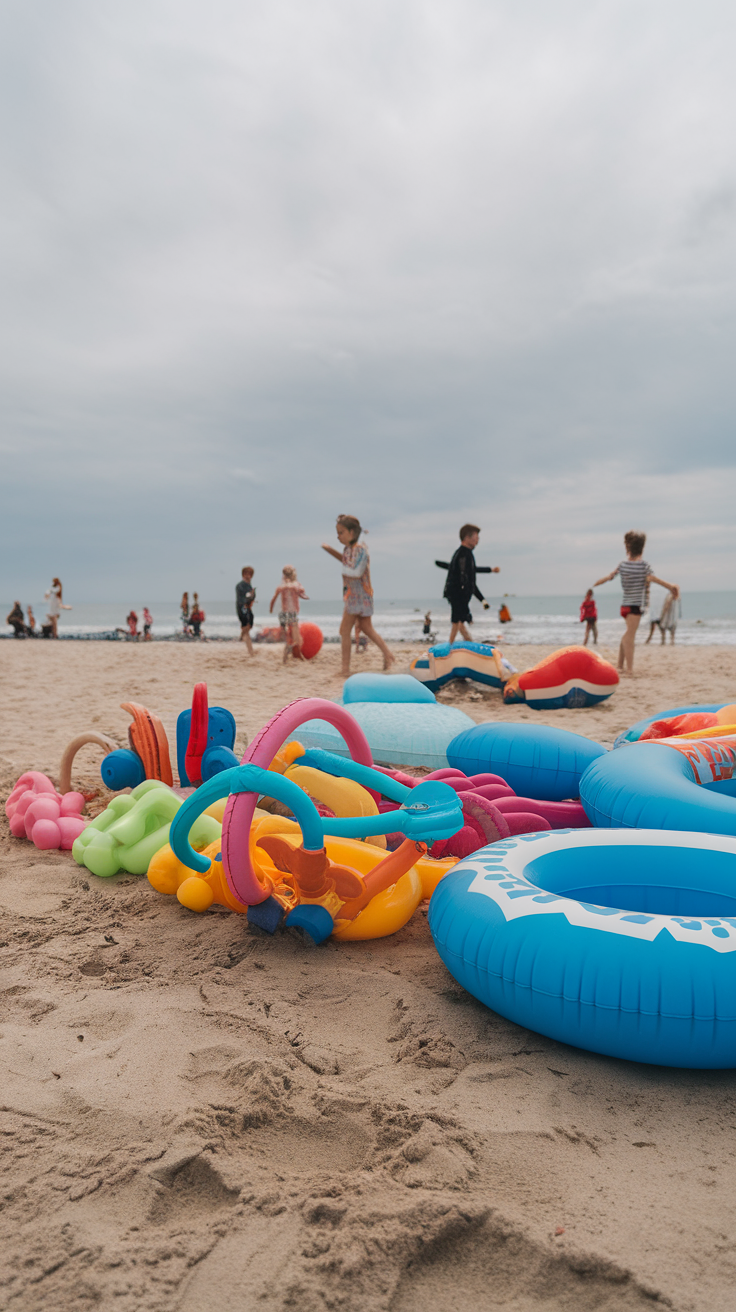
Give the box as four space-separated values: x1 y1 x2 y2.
222 698 375 906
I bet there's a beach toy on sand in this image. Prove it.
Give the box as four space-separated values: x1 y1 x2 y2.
149 821 453 932
501 646 618 709
580 733 736 835
99 684 238 790
297 622 323 660
409 643 617 710
6 772 88 850
59 731 119 793
288 675 476 770
72 779 220 877
175 682 238 787
429 828 736 1068
100 701 174 790
447 723 606 802
409 643 517 693
614 703 736 748
167 699 464 941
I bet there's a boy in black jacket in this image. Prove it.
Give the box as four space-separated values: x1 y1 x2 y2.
436 524 500 643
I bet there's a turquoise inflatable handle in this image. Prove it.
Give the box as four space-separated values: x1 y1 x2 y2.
322 778 462 842
168 764 325 874
298 748 411 805
168 767 464 876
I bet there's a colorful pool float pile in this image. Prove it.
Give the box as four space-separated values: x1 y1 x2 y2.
7 688 736 1068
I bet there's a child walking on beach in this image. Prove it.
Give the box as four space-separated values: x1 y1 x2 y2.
593 531 679 675
322 515 394 678
436 525 500 643
579 589 598 645
270 566 308 662
235 567 256 654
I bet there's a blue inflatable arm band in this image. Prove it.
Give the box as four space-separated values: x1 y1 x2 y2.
168 764 325 873
297 748 411 804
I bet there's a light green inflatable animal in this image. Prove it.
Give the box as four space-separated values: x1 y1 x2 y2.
72 779 221 878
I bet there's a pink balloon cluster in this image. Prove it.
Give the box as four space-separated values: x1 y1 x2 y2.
376 765 591 859
5 771 89 850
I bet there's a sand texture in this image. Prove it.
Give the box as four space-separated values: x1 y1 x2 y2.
1 638 736 1311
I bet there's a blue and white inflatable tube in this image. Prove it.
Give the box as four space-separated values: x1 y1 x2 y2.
580 738 736 834
429 829 736 1067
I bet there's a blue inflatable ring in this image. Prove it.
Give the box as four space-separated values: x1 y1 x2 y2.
580 737 736 834
429 829 736 1068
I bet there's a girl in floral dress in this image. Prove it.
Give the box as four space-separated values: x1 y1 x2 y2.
321 515 394 677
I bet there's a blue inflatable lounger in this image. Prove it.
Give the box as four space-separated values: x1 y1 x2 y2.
410 642 517 694
287 672 476 770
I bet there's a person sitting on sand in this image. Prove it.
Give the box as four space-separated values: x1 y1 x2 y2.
436 525 500 643
579 589 598 646
189 595 205 638
236 567 256 655
44 578 71 638
322 515 394 678
270 566 308 663
593 531 679 675
6 602 26 637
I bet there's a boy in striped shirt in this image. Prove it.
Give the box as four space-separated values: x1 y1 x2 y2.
593 531 679 675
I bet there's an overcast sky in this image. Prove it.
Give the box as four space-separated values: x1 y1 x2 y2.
2 0 735 604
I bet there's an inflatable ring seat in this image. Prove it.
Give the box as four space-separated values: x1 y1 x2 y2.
447 722 606 802
580 734 736 834
613 703 736 748
429 828 736 1067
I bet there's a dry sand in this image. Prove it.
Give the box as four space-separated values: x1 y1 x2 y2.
1 637 735 1312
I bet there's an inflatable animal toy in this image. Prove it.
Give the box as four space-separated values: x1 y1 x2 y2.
72 779 221 877
149 817 457 936
447 722 606 802
167 698 466 942
286 674 476 769
5 772 88 850
429 828 736 1068
409 643 517 693
580 732 736 836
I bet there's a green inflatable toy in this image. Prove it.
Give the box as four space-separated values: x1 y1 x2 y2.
72 780 220 878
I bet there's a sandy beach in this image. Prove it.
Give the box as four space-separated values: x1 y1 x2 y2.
2 637 735 1312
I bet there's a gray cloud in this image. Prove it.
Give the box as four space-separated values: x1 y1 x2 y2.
2 0 736 603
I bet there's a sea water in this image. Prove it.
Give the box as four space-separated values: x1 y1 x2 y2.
4 592 736 646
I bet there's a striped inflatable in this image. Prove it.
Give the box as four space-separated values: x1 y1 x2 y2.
503 646 618 710
409 642 517 694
